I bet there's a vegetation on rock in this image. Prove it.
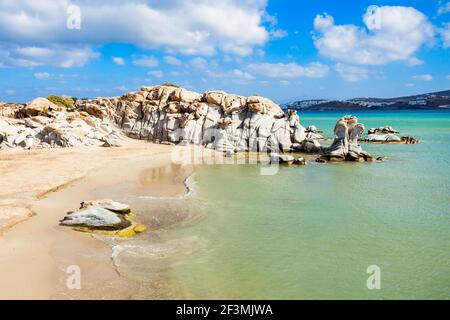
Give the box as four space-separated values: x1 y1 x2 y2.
47 95 76 110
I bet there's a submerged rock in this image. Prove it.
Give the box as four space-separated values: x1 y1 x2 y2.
400 136 419 144
294 157 307 165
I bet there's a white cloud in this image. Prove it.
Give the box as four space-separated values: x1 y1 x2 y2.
33 72 65 80
189 57 208 69
407 57 424 66
334 63 369 82
0 0 271 68
164 56 182 66
314 13 334 30
246 62 329 79
147 70 164 78
34 72 51 80
438 2 450 15
132 56 159 67
0 45 99 68
233 69 254 80
269 29 288 39
262 13 288 40
412 74 433 81
440 23 450 48
5 89 16 95
447 75 450 80
112 57 125 65
313 6 435 65
255 49 265 57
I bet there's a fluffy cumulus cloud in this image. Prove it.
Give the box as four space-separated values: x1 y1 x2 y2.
334 63 369 82
313 6 435 65
246 62 329 79
0 0 272 67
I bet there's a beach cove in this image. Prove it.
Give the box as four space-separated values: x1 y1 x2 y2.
0 140 199 299
1 110 448 299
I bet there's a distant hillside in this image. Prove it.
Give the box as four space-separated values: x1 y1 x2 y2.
282 90 450 110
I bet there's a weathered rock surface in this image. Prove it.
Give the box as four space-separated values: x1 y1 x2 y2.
3 85 417 156
0 109 124 149
60 199 146 237
80 199 131 214
60 206 130 230
318 115 372 162
1 85 323 152
368 126 399 134
0 102 24 118
364 126 419 144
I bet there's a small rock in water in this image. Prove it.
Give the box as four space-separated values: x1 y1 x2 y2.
269 153 295 165
225 150 233 157
320 115 372 162
295 157 307 165
60 207 130 230
401 136 419 144
60 199 146 237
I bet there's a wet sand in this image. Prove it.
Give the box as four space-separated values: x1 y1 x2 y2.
0 140 191 299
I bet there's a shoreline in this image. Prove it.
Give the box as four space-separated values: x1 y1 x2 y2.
0 140 190 299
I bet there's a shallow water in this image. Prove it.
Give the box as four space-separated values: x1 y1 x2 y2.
121 111 450 299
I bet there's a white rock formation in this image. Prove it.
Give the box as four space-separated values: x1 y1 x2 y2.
1 84 323 152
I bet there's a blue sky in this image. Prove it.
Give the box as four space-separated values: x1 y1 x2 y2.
0 0 449 103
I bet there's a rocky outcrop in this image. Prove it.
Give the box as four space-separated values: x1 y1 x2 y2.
0 102 24 118
60 199 146 237
317 116 372 162
22 98 62 117
73 85 320 153
3 84 418 156
2 85 321 152
364 126 419 144
0 108 124 149
368 126 399 134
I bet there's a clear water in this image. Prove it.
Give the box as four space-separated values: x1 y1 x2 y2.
119 111 450 299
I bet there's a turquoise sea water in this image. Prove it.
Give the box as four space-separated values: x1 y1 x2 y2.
117 111 450 299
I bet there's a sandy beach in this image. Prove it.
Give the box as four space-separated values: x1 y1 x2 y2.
0 140 193 299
